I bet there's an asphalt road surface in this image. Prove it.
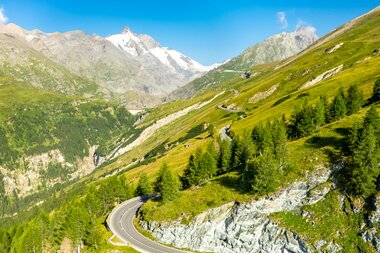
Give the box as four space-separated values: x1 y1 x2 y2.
219 125 232 142
107 196 192 253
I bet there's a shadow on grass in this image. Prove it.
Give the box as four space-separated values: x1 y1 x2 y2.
306 127 351 152
306 136 343 149
272 95 291 107
334 127 351 136
214 174 247 194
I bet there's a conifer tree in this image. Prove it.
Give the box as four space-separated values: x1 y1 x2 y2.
207 123 215 137
314 96 326 128
288 100 316 138
207 140 219 161
363 105 380 134
348 124 379 196
271 119 288 165
348 121 361 155
155 163 180 202
136 173 153 196
347 84 364 115
181 148 203 188
252 122 272 155
234 132 254 170
371 78 380 103
329 87 347 121
244 150 279 194
218 139 232 174
199 151 218 179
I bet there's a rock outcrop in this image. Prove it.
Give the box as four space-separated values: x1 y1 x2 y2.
362 194 380 251
249 84 278 104
140 166 334 253
0 145 98 198
299 64 344 90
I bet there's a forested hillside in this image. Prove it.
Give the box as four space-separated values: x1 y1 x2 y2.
0 85 136 218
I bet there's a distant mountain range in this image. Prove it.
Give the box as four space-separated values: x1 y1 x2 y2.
172 26 318 99
0 23 317 107
0 24 214 108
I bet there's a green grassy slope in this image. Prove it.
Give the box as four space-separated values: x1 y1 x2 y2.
105 5 380 189
1 7 380 253
135 4 380 230
0 33 100 96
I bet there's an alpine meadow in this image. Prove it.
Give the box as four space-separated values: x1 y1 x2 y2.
0 2 380 253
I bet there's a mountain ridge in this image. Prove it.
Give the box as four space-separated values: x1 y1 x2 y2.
171 26 318 99
0 23 214 108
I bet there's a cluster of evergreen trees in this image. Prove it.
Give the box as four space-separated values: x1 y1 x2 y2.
179 119 288 195
179 81 380 196
288 84 364 139
1 175 132 252
1 80 379 251
136 163 181 203
345 105 380 196
181 142 218 188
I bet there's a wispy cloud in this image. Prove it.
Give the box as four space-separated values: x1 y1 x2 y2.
296 19 316 33
277 11 288 29
0 8 8 24
296 19 308 29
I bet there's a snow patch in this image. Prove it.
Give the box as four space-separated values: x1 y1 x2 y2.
106 27 215 74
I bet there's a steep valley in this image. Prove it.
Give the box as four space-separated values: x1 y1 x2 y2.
0 5 380 253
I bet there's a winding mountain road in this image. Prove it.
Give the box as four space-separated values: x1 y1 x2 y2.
107 196 191 253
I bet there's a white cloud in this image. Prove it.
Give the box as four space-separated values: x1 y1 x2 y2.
277 11 288 29
0 8 8 24
296 19 308 29
296 19 316 33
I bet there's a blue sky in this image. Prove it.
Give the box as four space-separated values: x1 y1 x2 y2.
1 1 379 65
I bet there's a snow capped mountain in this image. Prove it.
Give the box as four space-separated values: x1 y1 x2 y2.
106 27 211 73
0 23 217 108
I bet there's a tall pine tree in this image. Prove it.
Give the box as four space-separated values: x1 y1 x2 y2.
155 163 180 202
348 124 379 196
329 87 347 122
347 84 364 115
371 78 380 103
136 173 153 196
314 96 327 128
218 138 232 174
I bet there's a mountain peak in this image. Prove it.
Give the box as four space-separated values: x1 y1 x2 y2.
106 27 211 74
295 25 317 34
121 26 132 34
138 34 161 48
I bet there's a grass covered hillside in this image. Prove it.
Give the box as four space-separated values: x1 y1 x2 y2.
1 6 380 253
0 33 100 96
134 7 380 252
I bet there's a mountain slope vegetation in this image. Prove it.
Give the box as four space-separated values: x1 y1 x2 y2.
0 85 136 218
1 6 380 253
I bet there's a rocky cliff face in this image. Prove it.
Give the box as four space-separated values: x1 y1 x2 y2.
362 194 380 252
230 26 318 70
140 165 336 253
0 146 97 199
0 30 98 96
